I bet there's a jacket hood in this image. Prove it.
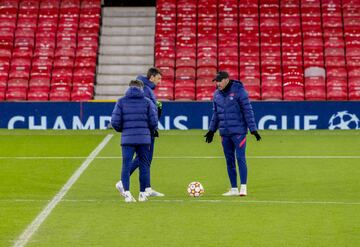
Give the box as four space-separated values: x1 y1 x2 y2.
137 75 156 90
125 86 145 98
230 80 244 88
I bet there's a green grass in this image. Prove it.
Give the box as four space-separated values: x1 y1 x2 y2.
0 130 359 247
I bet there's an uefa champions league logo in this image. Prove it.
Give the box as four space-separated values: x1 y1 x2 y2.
328 111 360 130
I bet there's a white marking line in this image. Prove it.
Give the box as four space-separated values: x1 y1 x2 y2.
1 155 360 160
12 134 113 247
2 198 359 206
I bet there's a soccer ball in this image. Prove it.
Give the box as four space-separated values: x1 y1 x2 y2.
328 111 360 130
187 181 204 197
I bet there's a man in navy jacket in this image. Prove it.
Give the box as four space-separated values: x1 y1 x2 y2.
115 67 165 197
112 80 158 202
204 71 261 196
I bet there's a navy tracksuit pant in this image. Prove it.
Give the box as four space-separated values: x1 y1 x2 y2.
121 144 151 192
129 137 154 188
221 134 248 188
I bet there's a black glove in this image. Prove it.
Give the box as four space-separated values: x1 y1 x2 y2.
153 129 159 138
156 101 162 118
157 107 162 118
251 131 261 141
204 131 214 143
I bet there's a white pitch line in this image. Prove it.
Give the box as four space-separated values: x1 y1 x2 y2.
2 198 359 206
12 134 113 247
1 155 360 160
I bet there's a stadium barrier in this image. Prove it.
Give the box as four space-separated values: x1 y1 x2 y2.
0 102 359 130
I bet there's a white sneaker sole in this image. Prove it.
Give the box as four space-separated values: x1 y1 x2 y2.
115 183 125 197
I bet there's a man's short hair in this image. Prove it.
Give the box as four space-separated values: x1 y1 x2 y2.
129 79 144 88
147 67 162 79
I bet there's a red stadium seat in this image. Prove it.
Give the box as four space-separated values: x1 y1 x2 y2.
283 81 305 101
71 87 93 101
348 77 360 100
12 47 33 58
240 65 261 78
305 85 326 101
158 66 175 79
197 67 217 79
241 76 260 87
7 78 28 90
51 68 72 87
176 67 196 80
218 64 239 79
262 85 282 100
327 86 348 100
29 77 51 91
0 88 5 101
72 68 95 86
27 90 49 101
196 87 214 101
196 78 214 87
53 56 74 69
175 79 195 88
55 47 75 58
49 87 71 101
245 85 261 100
176 56 196 68
326 67 347 78
76 47 97 58
197 57 217 68
197 36 217 48
74 57 96 69
6 89 27 101
155 57 175 68
198 46 217 59
174 87 195 100
0 48 12 60
348 67 360 78
155 86 174 100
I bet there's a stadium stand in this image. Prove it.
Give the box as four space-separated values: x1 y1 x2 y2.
154 0 360 101
0 0 100 101
1 0 360 102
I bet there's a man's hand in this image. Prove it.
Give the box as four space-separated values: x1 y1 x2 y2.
204 131 214 143
251 131 261 141
153 129 159 138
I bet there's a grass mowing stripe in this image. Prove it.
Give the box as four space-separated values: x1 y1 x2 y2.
12 134 113 247
2 199 360 205
1 156 360 159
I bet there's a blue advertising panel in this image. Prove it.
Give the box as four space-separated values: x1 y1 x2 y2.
0 101 359 130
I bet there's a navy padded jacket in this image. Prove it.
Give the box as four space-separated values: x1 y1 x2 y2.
111 87 158 145
209 80 257 136
136 75 157 105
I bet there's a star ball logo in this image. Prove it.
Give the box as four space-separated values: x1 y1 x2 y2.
328 111 360 130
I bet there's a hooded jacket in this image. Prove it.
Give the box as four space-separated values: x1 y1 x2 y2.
209 80 257 136
111 86 158 145
136 75 157 106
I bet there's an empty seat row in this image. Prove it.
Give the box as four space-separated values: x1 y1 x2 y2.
0 0 100 102
154 0 360 101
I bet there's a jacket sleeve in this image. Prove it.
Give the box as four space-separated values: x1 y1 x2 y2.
148 101 158 131
111 100 123 132
209 100 219 132
237 89 257 132
144 87 159 116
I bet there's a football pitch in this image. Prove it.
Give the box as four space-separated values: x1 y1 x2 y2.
0 129 359 247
